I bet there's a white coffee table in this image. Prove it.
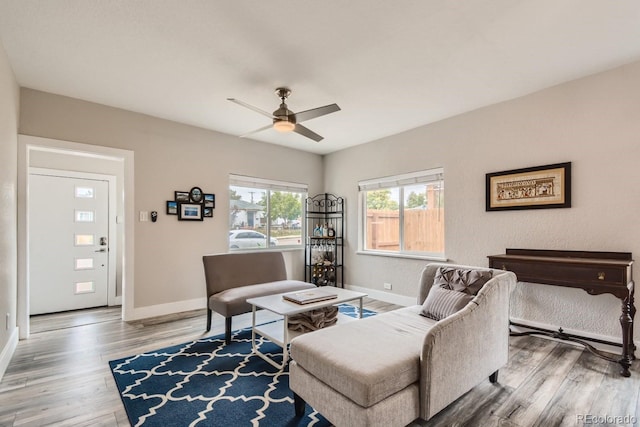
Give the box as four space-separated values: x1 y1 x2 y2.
246 287 368 369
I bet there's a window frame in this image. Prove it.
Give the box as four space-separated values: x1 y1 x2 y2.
228 174 307 252
358 168 446 261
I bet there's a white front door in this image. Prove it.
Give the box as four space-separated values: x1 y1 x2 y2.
29 173 110 314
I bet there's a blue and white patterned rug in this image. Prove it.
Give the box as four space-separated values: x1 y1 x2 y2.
109 304 375 426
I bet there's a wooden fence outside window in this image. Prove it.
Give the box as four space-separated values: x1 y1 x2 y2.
365 209 444 253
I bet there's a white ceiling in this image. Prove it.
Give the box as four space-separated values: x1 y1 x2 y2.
1 1 639 155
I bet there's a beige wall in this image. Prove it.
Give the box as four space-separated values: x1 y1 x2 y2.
325 61 640 342
0 41 19 372
19 89 323 315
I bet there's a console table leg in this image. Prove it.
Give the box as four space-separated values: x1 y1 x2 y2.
619 297 633 377
629 290 636 359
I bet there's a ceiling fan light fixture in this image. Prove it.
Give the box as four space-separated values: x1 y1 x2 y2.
228 87 339 142
273 120 295 132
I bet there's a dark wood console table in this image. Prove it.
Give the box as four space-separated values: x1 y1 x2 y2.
488 249 635 377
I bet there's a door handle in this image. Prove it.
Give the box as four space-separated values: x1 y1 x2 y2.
94 248 107 253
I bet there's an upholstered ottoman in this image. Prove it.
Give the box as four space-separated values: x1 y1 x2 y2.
290 306 434 427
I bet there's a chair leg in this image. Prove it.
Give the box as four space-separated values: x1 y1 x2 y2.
293 392 306 417
489 370 499 383
206 309 212 332
225 317 232 345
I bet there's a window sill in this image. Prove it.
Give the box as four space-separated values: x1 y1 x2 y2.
356 250 448 262
229 246 304 254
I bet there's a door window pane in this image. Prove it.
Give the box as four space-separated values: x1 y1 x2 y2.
75 258 94 270
75 210 95 222
75 234 95 246
75 281 95 294
75 186 94 198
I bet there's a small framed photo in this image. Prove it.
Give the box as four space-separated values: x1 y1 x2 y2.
166 200 178 215
178 203 203 221
486 162 571 211
203 207 213 217
189 186 203 203
175 191 190 203
204 193 215 209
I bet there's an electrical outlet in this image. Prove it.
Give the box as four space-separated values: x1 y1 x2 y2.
383 282 392 290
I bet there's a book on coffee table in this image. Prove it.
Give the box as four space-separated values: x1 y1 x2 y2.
283 289 338 305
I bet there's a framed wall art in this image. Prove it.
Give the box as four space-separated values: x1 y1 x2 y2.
178 203 203 221
175 191 190 203
169 186 214 221
189 186 203 203
166 200 178 215
204 193 215 208
486 162 571 211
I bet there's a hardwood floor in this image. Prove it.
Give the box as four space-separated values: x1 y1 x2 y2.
0 301 638 426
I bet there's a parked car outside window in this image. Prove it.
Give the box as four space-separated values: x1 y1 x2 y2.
229 230 278 249
289 220 301 229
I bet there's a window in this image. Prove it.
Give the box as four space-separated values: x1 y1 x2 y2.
75 186 94 198
75 258 94 270
75 210 95 222
229 174 307 251
359 168 445 258
75 281 95 294
74 234 95 246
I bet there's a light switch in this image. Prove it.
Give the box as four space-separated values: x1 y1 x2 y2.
139 211 149 222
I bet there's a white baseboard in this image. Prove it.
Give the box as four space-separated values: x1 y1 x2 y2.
344 284 415 307
0 328 19 382
126 297 207 321
509 317 626 355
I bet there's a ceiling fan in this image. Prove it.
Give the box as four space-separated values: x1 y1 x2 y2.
227 88 340 142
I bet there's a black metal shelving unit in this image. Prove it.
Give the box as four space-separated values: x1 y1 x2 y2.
304 193 344 287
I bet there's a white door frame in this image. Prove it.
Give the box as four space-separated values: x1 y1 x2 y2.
18 135 135 339
28 167 119 309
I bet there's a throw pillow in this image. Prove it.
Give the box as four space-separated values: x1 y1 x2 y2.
420 286 474 320
433 267 493 295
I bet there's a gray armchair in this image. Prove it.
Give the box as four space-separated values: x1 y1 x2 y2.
202 251 314 344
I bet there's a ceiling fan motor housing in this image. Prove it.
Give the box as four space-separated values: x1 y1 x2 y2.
273 88 296 125
273 104 296 124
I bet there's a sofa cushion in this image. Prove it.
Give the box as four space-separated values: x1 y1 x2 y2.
433 267 493 295
419 285 473 320
208 279 315 317
290 305 436 408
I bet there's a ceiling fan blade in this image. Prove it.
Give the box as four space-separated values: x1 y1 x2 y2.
227 98 274 119
294 123 323 142
294 103 340 123
239 124 273 138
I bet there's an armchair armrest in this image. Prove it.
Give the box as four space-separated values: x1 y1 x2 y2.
419 271 514 420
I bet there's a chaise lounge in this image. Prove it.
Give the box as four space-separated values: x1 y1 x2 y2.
289 262 516 427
